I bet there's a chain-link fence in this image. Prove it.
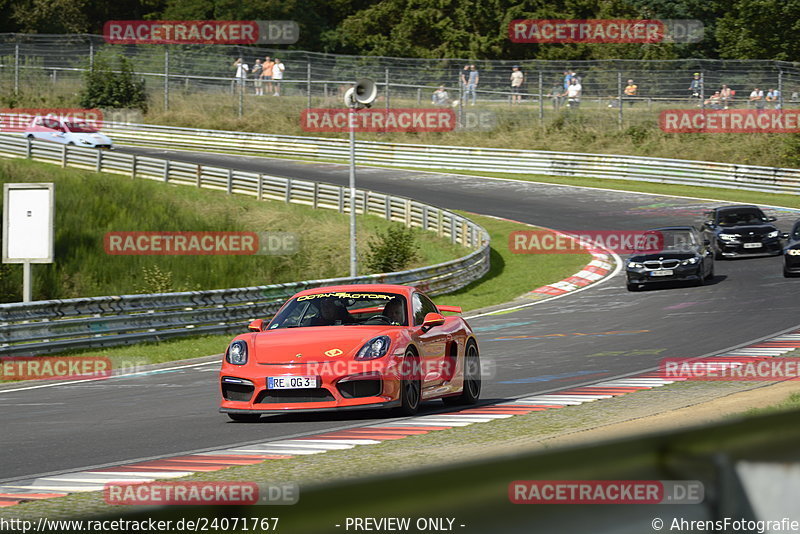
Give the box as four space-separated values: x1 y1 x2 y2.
1 33 800 127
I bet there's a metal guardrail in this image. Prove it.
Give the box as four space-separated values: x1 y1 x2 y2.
103 122 800 195
0 135 490 355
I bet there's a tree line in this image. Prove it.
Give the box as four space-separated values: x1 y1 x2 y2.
1 0 798 61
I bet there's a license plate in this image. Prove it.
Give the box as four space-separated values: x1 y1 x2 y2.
650 269 673 277
267 376 317 389
743 242 762 249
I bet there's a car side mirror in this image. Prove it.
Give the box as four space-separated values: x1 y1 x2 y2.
767 216 777 222
421 313 445 330
248 319 263 332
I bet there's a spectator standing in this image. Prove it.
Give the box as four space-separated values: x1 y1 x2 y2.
272 58 285 96
720 85 732 109
432 86 450 106
562 70 573 108
791 91 799 103
766 88 781 109
623 79 638 106
233 57 249 85
689 72 703 101
563 78 581 108
749 87 765 109
262 56 275 95
463 64 479 106
251 59 263 95
459 65 470 96
510 66 524 104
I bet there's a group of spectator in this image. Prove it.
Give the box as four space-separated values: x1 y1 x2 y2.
429 66 797 112
233 56 285 96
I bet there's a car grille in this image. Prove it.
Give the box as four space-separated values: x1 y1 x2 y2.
741 233 765 243
222 383 255 402
255 388 335 404
643 259 680 270
337 379 383 398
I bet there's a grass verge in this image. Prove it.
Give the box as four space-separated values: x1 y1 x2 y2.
0 157 466 302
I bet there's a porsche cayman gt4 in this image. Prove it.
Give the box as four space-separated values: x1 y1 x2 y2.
219 284 480 422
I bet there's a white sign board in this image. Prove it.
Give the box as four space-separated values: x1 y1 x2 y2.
3 183 55 263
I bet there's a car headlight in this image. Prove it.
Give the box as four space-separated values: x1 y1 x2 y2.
627 261 644 269
355 336 391 361
226 340 248 365
681 257 699 265
719 233 739 241
767 230 779 238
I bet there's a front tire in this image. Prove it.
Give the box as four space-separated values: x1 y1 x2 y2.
395 350 421 416
227 413 261 423
443 341 481 406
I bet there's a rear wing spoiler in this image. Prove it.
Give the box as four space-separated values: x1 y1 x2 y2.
437 305 462 314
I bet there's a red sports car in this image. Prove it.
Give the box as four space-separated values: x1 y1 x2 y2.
219 284 480 422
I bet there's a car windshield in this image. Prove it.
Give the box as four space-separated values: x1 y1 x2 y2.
65 121 98 133
268 291 408 328
717 208 766 226
634 230 695 252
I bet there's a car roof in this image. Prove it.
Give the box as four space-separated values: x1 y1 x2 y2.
715 205 760 212
294 284 416 297
646 226 696 232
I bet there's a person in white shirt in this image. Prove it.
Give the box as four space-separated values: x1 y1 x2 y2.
233 58 249 85
563 78 582 108
749 87 765 109
272 58 285 96
510 66 524 104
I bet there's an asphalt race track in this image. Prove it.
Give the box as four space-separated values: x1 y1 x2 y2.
2 146 799 483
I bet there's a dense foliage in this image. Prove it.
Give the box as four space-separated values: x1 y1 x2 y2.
1 0 798 61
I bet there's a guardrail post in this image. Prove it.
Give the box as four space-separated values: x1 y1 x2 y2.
450 218 457 244
461 221 468 245
338 188 344 213
422 205 428 230
362 190 368 215
61 144 67 168
438 210 444 238
405 199 412 226
285 178 292 203
196 165 201 187
25 136 32 159
257 174 263 200
96 149 102 172
312 182 318 209
227 169 233 194
131 154 137 179
163 160 169 182
385 197 392 221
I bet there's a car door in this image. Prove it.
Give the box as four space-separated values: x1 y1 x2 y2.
411 292 448 391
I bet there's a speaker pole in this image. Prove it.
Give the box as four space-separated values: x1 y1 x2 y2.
348 103 358 278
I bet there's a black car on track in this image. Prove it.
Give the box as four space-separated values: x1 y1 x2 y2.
701 205 783 259
626 226 714 291
783 219 800 278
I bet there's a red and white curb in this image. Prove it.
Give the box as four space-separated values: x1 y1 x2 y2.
529 249 615 297
2 330 798 508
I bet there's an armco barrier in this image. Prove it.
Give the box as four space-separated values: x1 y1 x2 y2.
0 135 489 355
98 121 800 195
